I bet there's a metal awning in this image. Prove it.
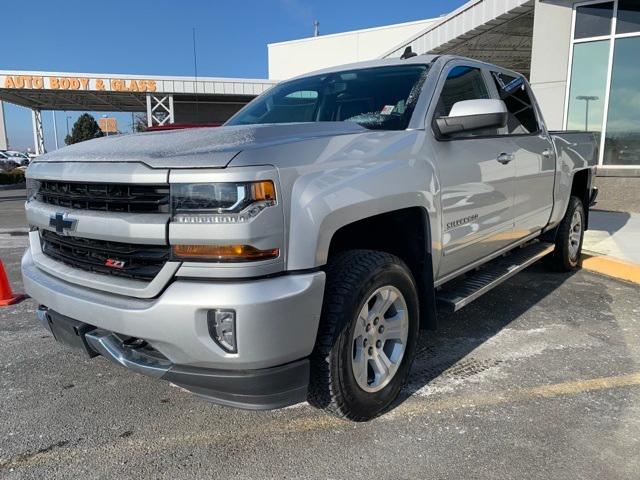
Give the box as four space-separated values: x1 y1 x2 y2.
0 70 276 112
0 89 147 112
382 0 535 77
0 71 277 155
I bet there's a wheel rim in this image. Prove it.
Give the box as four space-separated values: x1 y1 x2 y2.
351 285 409 393
568 209 583 261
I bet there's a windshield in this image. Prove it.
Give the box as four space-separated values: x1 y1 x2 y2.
227 64 429 131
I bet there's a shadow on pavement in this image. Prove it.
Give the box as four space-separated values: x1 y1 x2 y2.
589 210 631 235
394 263 581 407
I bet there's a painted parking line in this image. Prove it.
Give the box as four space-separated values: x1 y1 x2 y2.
581 252 640 285
2 371 640 471
391 371 640 419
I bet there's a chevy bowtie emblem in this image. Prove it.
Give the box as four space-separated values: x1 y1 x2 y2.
49 212 78 235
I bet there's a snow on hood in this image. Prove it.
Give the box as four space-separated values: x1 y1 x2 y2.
36 122 368 169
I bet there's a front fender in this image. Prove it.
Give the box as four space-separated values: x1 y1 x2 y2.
286 148 439 270
231 129 441 272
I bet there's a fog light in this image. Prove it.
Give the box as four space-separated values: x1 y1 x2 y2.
207 309 237 353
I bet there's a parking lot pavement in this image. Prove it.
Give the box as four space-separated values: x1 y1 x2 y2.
2 195 640 479
0 189 27 234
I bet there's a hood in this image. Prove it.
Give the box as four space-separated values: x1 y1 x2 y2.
36 122 368 169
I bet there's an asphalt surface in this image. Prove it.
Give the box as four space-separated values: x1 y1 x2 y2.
1 192 640 479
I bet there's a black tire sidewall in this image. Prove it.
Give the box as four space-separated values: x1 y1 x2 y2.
333 262 419 416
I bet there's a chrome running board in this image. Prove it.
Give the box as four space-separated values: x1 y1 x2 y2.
436 242 555 312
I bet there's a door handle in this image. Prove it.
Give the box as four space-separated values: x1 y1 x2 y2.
497 153 514 165
542 149 554 158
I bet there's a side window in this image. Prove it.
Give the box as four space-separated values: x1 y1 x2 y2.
434 65 495 138
492 72 539 135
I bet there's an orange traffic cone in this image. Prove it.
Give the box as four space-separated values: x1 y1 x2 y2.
0 259 26 306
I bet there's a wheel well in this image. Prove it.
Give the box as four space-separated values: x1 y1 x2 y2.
327 207 437 330
571 169 591 229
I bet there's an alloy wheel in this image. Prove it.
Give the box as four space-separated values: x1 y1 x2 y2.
351 286 409 393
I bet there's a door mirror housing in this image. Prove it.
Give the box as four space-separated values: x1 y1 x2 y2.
435 99 508 136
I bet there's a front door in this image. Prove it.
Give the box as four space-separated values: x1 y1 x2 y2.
429 62 517 279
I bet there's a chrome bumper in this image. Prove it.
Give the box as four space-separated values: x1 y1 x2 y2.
85 329 171 378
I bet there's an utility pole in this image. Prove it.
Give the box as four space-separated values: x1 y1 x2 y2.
576 95 599 131
0 101 8 151
52 111 59 149
193 27 199 117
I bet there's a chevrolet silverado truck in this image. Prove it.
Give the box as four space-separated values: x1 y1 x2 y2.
22 55 598 421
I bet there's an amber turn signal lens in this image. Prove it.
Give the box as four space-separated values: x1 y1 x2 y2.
172 244 279 262
251 181 276 202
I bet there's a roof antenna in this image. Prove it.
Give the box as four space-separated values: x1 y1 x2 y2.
313 20 320 37
400 46 417 60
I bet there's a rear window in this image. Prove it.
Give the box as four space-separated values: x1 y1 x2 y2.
227 65 429 131
492 72 539 135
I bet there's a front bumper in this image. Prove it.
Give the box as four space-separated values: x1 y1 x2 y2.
37 308 310 409
22 247 325 406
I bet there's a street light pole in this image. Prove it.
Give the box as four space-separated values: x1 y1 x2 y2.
52 111 59 150
576 95 599 131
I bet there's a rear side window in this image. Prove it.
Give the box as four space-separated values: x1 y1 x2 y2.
434 65 497 138
492 72 539 135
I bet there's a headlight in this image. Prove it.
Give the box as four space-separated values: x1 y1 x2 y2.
170 180 280 262
171 180 276 224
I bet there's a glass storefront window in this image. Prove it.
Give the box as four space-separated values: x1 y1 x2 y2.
567 40 610 132
568 1 640 166
603 37 640 165
574 2 614 39
617 0 640 34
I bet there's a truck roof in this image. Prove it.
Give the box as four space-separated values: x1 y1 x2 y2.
288 54 439 80
287 54 523 82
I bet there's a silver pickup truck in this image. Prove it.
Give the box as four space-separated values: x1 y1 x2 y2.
22 55 598 421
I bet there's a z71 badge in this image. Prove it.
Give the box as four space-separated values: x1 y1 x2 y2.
104 258 126 269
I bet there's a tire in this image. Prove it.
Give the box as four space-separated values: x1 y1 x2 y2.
308 250 420 421
547 196 585 272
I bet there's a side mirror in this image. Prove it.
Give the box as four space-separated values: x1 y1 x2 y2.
435 99 508 136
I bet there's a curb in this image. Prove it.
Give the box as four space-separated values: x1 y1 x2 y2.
581 252 640 285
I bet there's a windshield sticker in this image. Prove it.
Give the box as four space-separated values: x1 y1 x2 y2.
380 105 395 115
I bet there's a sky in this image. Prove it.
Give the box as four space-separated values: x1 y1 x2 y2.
1 0 466 151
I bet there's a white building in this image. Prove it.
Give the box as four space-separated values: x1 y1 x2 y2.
268 18 439 79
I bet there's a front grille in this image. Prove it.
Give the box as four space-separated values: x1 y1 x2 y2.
40 230 170 281
37 181 170 213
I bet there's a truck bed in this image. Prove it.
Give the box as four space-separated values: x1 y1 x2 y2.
550 131 600 169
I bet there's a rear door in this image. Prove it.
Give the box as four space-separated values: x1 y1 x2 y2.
430 61 517 279
489 70 556 236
